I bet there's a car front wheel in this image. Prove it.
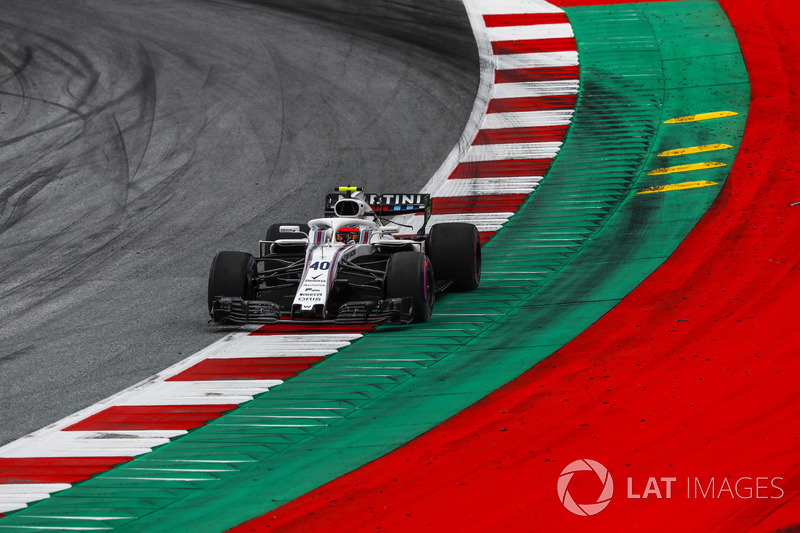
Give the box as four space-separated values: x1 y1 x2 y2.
384 251 434 323
207 251 254 315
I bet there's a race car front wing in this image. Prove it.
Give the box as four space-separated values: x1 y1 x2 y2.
209 296 415 325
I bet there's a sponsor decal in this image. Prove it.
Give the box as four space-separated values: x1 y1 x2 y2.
292 244 354 312
294 248 333 310
324 192 430 215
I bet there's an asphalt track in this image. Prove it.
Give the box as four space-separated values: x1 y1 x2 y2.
0 0 477 446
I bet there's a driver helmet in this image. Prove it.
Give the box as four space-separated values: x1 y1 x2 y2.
336 226 360 244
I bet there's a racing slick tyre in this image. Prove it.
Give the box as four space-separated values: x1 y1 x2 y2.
427 222 481 291
207 251 254 313
265 223 310 241
384 251 434 323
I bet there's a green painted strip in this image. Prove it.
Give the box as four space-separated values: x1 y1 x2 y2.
0 2 749 531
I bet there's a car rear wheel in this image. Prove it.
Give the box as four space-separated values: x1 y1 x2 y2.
208 251 254 313
427 222 481 291
384 251 434 323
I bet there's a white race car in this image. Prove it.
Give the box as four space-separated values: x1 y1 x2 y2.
208 187 481 324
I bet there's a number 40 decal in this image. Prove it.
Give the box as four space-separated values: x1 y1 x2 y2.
309 261 331 270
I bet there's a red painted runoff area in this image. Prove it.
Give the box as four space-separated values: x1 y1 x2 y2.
450 158 554 179
0 457 131 484
249 323 374 335
232 0 800 531
472 125 570 145
492 37 578 55
486 95 577 113
432 195 530 214
65 404 238 432
483 13 570 27
167 357 325 381
495 65 580 83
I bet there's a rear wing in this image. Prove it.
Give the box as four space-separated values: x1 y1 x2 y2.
324 190 432 222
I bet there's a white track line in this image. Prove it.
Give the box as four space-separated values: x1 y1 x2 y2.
486 23 574 42
491 80 580 98
495 51 579 70
464 141 563 161
482 109 574 129
434 177 544 196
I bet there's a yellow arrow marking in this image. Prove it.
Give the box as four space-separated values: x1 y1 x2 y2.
664 111 738 123
647 161 726 175
636 181 718 194
658 144 732 157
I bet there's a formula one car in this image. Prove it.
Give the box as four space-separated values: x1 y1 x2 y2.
208 187 481 324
